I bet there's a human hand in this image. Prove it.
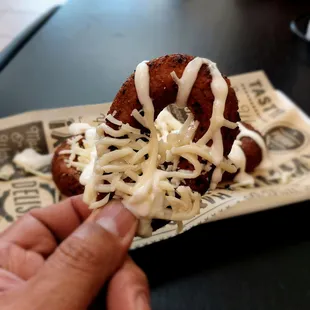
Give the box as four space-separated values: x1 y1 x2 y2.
0 196 150 310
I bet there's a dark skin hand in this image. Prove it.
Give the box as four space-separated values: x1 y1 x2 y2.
0 196 151 310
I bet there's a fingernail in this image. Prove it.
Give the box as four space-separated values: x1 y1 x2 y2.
96 200 137 238
135 292 151 310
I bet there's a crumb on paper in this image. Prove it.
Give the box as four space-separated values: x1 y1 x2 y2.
0 164 15 181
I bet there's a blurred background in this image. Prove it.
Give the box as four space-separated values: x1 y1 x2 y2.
0 0 66 51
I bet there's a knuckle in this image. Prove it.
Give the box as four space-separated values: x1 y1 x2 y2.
56 238 97 273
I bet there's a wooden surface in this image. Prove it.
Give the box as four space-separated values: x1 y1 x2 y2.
1 0 310 309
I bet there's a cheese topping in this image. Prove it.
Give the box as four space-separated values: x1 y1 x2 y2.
171 58 236 189
61 126 98 186
13 148 53 180
83 56 239 235
228 140 255 186
68 122 92 135
155 108 182 141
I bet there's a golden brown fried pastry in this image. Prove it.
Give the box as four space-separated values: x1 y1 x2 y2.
52 138 84 197
105 54 240 195
239 122 263 172
223 122 264 182
53 54 246 236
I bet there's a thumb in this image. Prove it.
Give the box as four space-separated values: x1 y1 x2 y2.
24 200 137 310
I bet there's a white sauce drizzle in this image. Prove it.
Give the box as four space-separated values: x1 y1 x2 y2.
228 140 254 185
79 127 97 186
85 56 238 236
124 60 161 216
171 58 231 189
68 123 92 135
227 121 271 186
155 108 182 142
62 125 98 186
237 122 271 170
171 57 206 108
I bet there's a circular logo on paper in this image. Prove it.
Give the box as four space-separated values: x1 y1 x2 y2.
0 180 58 229
264 125 306 151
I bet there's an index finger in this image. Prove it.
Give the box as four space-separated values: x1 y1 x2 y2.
0 195 92 256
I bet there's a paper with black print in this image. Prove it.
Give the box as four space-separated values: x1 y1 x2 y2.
0 71 309 249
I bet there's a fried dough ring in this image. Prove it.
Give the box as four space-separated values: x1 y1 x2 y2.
52 54 241 233
109 54 239 145
106 54 240 194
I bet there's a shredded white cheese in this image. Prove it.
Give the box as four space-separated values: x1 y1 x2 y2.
81 56 239 236
61 126 98 186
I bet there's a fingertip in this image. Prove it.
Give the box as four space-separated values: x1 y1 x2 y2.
95 200 137 240
69 195 92 220
107 258 150 310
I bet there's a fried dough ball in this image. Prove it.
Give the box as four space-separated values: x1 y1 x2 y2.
52 138 84 197
52 54 242 233
107 54 240 194
223 122 263 181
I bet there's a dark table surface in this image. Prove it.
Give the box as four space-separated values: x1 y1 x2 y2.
1 0 310 309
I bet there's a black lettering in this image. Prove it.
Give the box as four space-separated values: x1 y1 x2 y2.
13 189 39 196
238 104 255 123
255 175 280 186
16 206 40 214
252 88 265 97
12 181 37 189
26 126 41 150
0 190 14 222
203 196 216 204
291 158 310 176
239 105 250 113
14 196 39 203
93 114 106 124
263 103 277 113
279 163 294 172
27 126 39 134
14 201 41 206
249 80 262 88
211 192 231 200
49 119 73 130
258 96 271 106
